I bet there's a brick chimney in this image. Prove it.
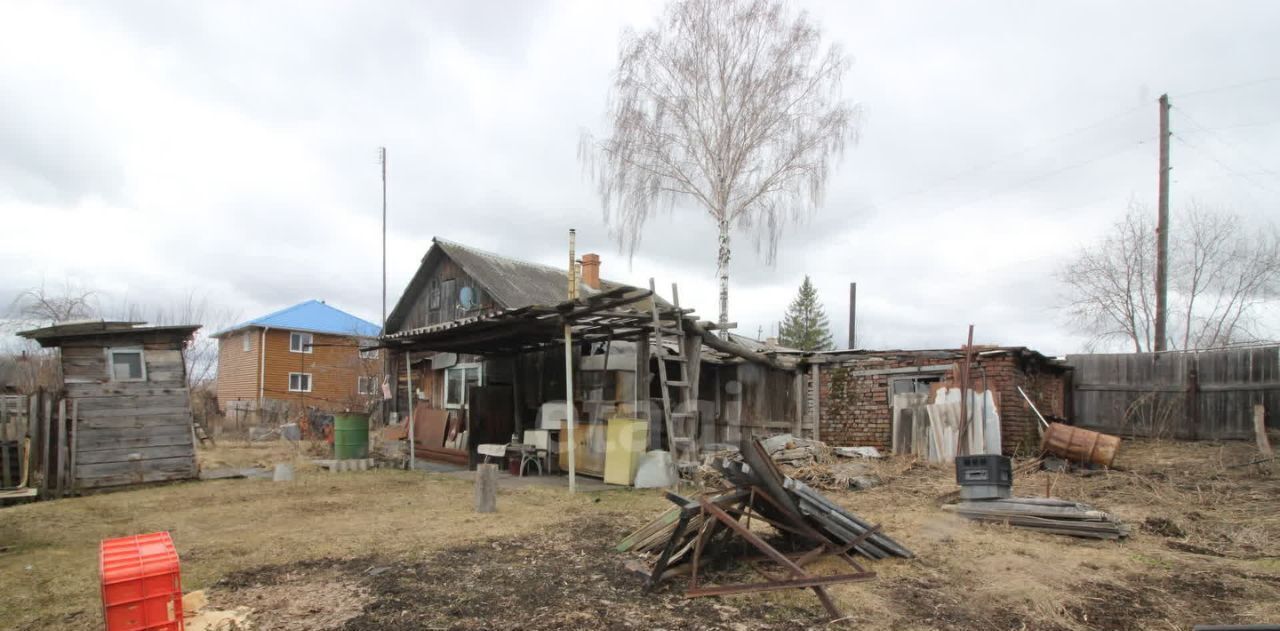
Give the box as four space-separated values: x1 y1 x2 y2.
581 253 601 289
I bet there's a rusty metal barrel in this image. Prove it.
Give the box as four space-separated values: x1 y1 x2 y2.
1040 422 1121 468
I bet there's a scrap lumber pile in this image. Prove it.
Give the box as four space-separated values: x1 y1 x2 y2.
618 438 912 620
942 497 1130 540
752 433 883 491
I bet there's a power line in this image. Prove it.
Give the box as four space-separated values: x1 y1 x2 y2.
878 104 1146 206
1171 132 1280 196
1172 74 1280 99
1172 105 1280 179
932 136 1153 215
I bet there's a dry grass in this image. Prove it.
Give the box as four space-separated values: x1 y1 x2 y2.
0 438 1277 630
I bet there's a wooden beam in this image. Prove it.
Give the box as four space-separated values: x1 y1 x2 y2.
687 320 793 372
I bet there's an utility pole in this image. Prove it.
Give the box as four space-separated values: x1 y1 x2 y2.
379 147 392 426
380 147 387 328
1155 95 1171 352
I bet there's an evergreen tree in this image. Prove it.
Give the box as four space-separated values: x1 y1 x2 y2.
778 276 834 351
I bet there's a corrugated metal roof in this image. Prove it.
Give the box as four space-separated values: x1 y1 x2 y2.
434 238 631 309
213 300 380 338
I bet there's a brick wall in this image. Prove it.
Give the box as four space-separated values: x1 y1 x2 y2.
816 351 1067 455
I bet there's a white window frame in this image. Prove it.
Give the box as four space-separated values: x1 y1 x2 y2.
444 363 483 409
357 375 378 395
290 331 313 353
242 331 252 352
106 347 147 382
288 372 312 392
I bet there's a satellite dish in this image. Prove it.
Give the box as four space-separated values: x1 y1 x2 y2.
458 286 475 310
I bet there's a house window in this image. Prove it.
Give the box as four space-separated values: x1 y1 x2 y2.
444 363 482 408
288 372 312 392
242 331 252 352
108 348 146 382
357 376 378 395
359 348 378 360
290 332 313 353
890 375 940 397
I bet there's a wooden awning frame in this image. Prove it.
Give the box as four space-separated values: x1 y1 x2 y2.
377 287 677 356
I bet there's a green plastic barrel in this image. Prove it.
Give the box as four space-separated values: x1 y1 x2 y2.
333 413 370 460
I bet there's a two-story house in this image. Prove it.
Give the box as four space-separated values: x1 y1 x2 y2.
213 300 382 426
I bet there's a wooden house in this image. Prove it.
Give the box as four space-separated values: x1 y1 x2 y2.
18 321 202 489
379 238 811 473
212 300 382 425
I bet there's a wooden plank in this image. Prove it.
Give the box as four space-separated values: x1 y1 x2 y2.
75 456 196 485
65 382 188 397
77 406 193 420
69 400 78 494
79 413 192 430
26 394 38 490
55 399 66 499
76 426 195 451
67 393 190 410
40 395 51 497
75 444 196 466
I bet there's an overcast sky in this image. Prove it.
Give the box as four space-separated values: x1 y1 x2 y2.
2 0 1278 356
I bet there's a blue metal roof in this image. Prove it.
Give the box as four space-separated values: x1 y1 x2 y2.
214 300 381 338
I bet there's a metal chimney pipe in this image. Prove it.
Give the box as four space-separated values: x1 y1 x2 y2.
848 282 857 349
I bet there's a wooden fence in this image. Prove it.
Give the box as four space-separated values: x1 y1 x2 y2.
0 391 80 498
1065 345 1280 440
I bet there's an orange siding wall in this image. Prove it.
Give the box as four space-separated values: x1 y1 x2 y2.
260 329 381 411
216 329 260 403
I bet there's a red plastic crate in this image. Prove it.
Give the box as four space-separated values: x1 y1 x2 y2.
99 532 184 631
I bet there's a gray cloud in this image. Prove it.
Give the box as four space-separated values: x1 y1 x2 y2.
2 0 1278 356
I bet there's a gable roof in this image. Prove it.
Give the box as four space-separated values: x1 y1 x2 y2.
385 238 648 334
213 300 380 338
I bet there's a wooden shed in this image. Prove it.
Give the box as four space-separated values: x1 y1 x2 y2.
19 321 201 490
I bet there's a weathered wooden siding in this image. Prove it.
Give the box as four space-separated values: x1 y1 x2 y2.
60 335 197 489
399 257 497 331
216 329 260 403
260 329 380 411
1066 346 1280 439
702 363 802 444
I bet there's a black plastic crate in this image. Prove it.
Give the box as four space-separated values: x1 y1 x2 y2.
955 454 1012 487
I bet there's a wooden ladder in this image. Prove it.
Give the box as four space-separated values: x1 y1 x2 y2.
648 279 699 473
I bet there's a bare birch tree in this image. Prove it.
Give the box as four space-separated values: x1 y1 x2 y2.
580 0 857 336
1060 201 1280 351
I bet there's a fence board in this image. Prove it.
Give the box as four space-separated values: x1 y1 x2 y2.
1066 346 1280 440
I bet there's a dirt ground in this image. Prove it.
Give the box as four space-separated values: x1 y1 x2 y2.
1 438 1277 630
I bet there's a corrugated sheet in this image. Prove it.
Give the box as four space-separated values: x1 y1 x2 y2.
214 300 380 338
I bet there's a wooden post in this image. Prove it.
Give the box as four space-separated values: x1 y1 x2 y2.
565 228 578 494
40 394 51 497
475 462 497 512
56 399 66 499
1255 404 1273 460
26 394 38 490
69 400 78 494
793 371 804 437
1 400 10 488
406 351 415 471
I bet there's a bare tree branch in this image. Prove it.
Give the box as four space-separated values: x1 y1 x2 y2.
580 0 858 335
1060 202 1280 351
